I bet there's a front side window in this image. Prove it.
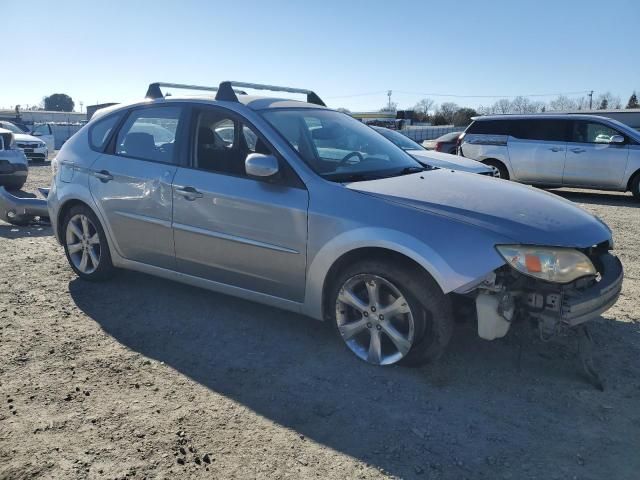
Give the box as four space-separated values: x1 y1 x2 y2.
115 107 182 163
510 120 568 142
193 109 272 176
570 121 622 144
261 109 422 182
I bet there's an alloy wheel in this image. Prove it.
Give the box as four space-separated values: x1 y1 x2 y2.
335 274 415 365
65 214 101 275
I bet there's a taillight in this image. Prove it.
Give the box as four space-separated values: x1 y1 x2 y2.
434 142 442 152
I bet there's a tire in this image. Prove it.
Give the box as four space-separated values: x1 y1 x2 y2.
631 174 640 201
329 259 453 367
483 159 509 180
62 205 115 281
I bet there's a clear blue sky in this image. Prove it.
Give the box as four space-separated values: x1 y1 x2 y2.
3 0 638 112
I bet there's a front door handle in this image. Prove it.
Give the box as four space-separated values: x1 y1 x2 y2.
549 147 562 152
570 148 586 154
175 186 203 200
93 170 113 182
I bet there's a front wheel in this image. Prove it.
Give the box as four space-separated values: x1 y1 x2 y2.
483 159 509 180
329 260 453 367
631 174 640 201
62 205 115 281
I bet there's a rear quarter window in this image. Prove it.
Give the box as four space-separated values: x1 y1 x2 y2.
89 113 123 151
467 120 512 135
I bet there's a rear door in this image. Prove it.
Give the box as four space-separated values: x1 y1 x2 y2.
88 104 187 269
563 120 630 188
506 119 569 184
171 106 309 302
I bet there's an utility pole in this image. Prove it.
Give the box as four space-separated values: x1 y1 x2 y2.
588 90 594 110
387 90 392 111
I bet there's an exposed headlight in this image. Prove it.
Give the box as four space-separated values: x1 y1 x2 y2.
496 245 596 284
39 142 47 149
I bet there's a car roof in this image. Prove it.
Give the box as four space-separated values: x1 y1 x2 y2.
91 95 328 122
471 113 617 122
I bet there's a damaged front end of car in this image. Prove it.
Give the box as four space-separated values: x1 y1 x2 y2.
456 241 623 387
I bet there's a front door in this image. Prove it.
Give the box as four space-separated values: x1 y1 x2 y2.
171 106 309 302
31 123 55 152
506 119 569 184
88 105 186 269
563 120 630 188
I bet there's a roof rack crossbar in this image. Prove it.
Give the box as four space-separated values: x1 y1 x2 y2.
145 82 219 99
215 81 326 106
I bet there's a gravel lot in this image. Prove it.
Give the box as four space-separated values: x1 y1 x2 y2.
1 164 639 480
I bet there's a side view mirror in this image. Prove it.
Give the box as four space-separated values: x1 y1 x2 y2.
610 135 625 144
245 153 279 179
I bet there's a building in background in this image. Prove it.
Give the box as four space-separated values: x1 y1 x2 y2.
86 103 119 120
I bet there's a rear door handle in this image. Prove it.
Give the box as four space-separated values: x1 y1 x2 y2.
93 170 113 182
570 148 586 154
549 147 563 152
175 186 203 200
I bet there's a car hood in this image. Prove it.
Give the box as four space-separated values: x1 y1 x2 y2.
13 133 44 143
407 149 491 174
347 170 612 248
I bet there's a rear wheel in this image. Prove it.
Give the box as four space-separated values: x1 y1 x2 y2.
62 205 115 281
483 159 509 180
329 259 453 367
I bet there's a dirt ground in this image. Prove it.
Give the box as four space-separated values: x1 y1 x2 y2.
1 164 639 480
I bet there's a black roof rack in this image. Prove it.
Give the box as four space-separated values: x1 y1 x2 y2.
216 81 325 106
145 81 325 107
145 82 247 100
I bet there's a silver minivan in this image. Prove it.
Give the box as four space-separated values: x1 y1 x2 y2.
459 114 640 199
46 83 623 372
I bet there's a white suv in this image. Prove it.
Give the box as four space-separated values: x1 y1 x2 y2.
459 114 640 200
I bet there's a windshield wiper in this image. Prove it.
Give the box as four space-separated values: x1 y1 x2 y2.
326 172 385 183
395 166 426 176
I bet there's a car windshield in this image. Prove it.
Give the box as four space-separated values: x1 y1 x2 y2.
1 122 23 134
374 127 424 151
261 109 423 182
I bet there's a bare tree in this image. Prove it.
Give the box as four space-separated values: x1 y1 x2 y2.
494 98 512 114
379 102 398 113
548 95 578 111
413 98 435 117
437 102 459 124
510 96 543 114
595 92 621 110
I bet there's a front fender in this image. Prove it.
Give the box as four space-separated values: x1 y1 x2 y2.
301 226 505 320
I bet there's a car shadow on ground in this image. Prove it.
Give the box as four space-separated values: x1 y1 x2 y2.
68 271 640 479
550 189 639 208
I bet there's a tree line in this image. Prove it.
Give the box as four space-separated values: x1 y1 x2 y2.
393 91 640 127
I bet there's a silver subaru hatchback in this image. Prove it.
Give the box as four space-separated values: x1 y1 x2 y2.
47 82 623 369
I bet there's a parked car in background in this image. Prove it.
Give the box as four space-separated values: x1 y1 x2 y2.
372 126 496 176
422 131 462 153
0 121 48 162
0 128 28 190
459 114 640 199
30 123 56 152
44 81 622 371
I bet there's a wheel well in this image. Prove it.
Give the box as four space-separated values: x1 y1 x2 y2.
56 199 92 243
321 247 434 320
627 169 640 191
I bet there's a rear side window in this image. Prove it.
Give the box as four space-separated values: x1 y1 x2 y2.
509 119 569 142
115 107 183 163
569 121 622 144
466 120 512 135
89 114 123 151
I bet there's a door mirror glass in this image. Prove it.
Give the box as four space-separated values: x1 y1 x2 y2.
245 153 279 178
610 134 625 144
